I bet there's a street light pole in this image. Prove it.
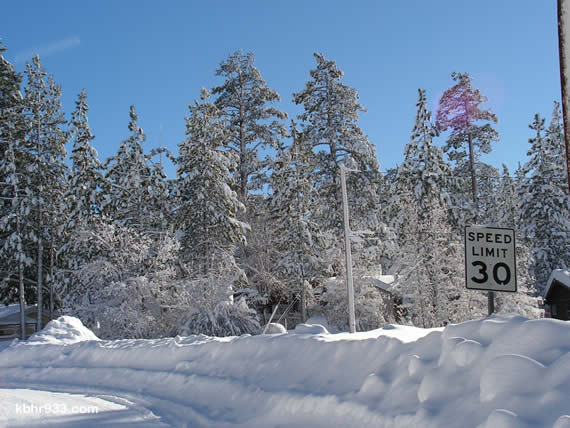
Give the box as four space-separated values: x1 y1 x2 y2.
340 164 356 333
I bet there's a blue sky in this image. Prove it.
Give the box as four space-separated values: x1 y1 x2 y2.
1 1 562 178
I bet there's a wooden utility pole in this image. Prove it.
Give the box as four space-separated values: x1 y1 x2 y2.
558 0 570 194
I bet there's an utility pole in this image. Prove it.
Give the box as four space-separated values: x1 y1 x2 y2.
340 164 357 333
558 0 570 195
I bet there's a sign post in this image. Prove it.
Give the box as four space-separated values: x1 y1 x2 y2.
465 226 517 315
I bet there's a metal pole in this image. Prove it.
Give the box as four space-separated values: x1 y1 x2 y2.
340 165 356 333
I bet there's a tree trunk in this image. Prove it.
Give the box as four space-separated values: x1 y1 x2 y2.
49 235 55 321
239 75 248 204
17 219 26 340
37 202 43 332
467 133 478 211
8 129 26 340
35 103 43 332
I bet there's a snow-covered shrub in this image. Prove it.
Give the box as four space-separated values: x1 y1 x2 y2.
172 253 261 337
59 223 186 339
63 270 151 339
180 298 260 337
62 268 186 339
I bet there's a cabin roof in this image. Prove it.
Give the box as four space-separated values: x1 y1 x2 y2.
544 269 570 301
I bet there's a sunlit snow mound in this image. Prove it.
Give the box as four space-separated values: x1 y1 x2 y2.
25 315 100 345
294 322 329 334
0 315 569 427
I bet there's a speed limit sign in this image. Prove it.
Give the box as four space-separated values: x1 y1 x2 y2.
465 226 517 292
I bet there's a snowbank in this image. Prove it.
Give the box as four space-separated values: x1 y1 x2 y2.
0 315 568 427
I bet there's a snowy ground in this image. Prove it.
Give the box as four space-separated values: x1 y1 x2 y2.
0 316 569 428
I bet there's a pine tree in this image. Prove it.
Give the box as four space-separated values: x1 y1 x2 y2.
293 52 384 283
293 53 380 237
0 42 26 165
436 72 499 218
56 89 106 300
65 89 104 228
268 122 322 319
103 105 152 230
23 56 68 327
391 89 452 240
489 164 520 229
177 88 248 273
0 42 32 336
392 89 478 327
212 51 287 203
146 149 172 236
519 104 570 292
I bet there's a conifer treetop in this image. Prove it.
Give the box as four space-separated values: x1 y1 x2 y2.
436 72 499 162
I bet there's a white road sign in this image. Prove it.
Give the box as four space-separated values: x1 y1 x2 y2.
465 226 517 292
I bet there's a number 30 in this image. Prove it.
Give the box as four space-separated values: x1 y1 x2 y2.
471 261 511 285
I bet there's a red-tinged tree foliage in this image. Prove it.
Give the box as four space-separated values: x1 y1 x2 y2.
435 72 499 205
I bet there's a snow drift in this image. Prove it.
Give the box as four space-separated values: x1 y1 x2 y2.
0 315 569 427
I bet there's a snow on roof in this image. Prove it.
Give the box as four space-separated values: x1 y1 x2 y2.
544 269 570 299
0 304 22 319
0 304 37 324
368 277 396 292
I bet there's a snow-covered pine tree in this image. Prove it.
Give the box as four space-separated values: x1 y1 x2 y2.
346 159 395 275
146 148 172 236
436 72 499 221
391 89 453 243
519 104 570 293
268 121 323 319
392 89 477 327
492 164 540 317
65 89 104 228
176 89 259 336
177 88 248 273
55 89 107 303
212 51 287 204
293 53 381 272
413 90 453 210
23 56 68 326
0 42 33 336
488 164 520 229
0 130 33 337
103 105 153 230
389 114 421 245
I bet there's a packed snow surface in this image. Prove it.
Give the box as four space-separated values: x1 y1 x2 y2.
0 315 569 427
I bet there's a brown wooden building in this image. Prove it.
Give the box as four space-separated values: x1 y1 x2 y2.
544 269 570 320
